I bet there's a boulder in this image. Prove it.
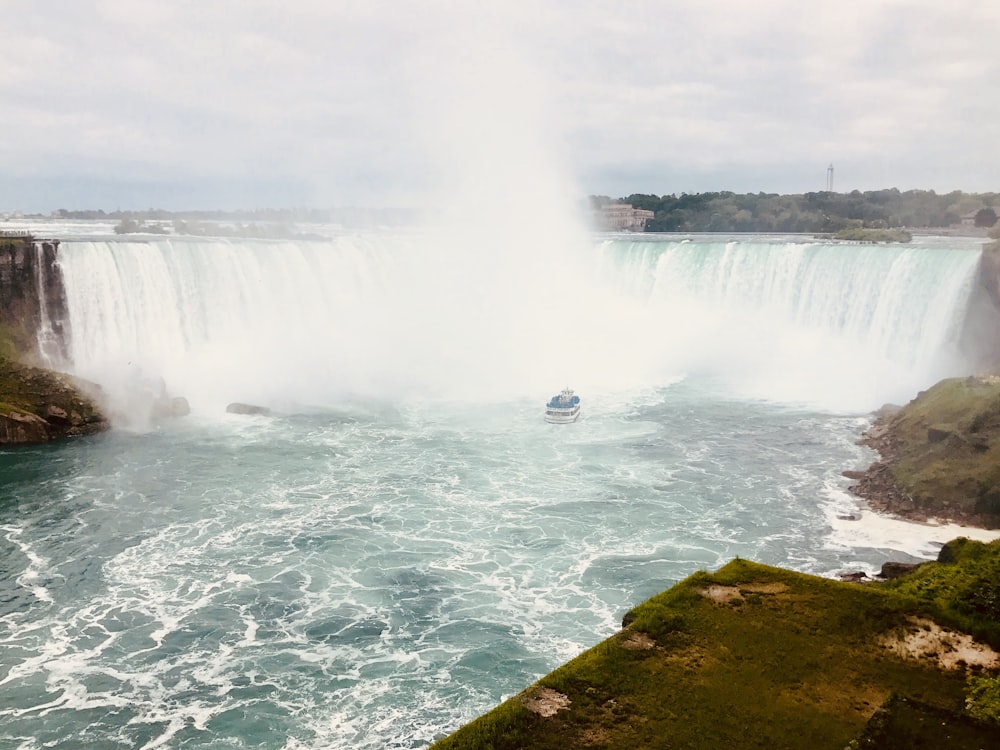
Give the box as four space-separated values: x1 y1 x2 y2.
878 561 922 580
0 410 50 444
226 402 271 416
152 395 191 418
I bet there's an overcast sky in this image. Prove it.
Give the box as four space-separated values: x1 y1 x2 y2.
2 0 998 213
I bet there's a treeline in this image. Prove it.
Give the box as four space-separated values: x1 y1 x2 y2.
593 189 1000 233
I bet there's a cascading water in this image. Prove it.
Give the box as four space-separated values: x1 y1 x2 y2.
592 236 985 410
56 233 985 420
32 242 62 367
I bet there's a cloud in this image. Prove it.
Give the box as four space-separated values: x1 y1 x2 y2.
1 1 998 211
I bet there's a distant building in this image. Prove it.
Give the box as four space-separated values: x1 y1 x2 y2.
595 203 655 231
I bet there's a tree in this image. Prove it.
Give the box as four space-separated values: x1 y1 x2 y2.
975 208 998 228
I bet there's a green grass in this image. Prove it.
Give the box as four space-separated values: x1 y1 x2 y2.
849 694 1000 749
431 556 994 749
882 378 1000 519
887 537 1000 648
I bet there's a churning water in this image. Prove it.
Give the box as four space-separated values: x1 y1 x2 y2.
2 230 998 748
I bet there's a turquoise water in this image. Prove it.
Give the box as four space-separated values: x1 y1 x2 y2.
1 381 890 749
1 231 996 748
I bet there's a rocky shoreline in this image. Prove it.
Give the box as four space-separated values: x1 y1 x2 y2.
848 377 1000 530
0 359 108 444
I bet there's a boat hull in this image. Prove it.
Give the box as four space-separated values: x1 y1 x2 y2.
544 406 581 424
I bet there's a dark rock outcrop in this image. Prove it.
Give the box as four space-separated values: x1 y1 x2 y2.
0 359 108 444
877 561 922 580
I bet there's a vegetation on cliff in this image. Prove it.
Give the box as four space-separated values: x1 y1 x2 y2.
831 226 913 243
853 376 1000 528
432 541 1000 749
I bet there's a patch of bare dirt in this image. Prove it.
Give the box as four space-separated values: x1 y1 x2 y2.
521 687 571 717
700 582 788 604
881 617 1000 670
621 631 657 650
701 584 743 604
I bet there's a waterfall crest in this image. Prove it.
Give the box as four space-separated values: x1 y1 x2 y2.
56 234 989 417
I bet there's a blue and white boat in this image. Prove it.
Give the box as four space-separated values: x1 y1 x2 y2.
544 387 581 424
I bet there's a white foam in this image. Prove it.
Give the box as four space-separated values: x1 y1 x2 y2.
829 509 1000 560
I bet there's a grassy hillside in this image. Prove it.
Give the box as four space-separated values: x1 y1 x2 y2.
431 541 1000 749
855 376 1000 527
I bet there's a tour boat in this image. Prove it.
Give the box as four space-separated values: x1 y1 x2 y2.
544 387 581 424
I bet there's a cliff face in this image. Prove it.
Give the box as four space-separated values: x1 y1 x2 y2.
0 235 105 443
0 235 68 363
981 243 1000 312
0 359 108 444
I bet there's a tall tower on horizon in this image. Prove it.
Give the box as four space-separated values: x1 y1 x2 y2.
826 163 834 192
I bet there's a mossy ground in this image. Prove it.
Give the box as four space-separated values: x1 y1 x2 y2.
431 546 1000 749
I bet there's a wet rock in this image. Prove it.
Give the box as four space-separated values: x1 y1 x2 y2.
152 395 190 418
226 402 271 416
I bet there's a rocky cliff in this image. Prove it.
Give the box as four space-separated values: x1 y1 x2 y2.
0 358 108 444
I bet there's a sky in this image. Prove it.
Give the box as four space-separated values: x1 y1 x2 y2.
1 0 999 213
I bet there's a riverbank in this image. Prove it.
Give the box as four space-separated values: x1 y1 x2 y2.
850 376 1000 529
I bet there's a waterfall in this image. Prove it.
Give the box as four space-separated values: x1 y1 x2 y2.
33 242 63 367
55 233 990 418
592 237 986 409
